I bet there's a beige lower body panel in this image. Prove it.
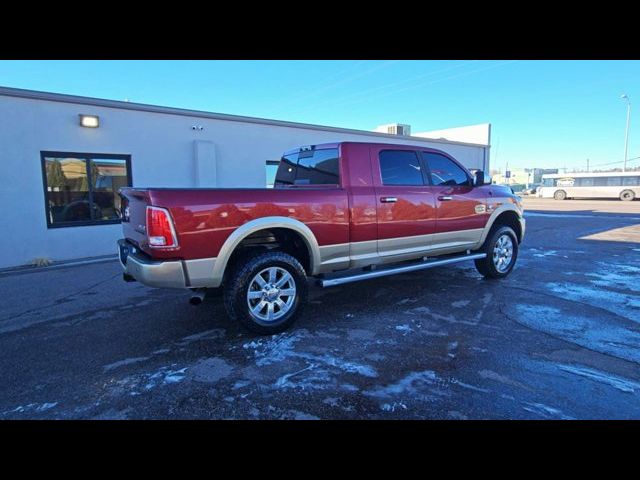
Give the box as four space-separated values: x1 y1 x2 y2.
185 257 218 288
317 228 484 273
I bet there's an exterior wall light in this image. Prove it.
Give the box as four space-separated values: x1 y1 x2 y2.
79 114 99 128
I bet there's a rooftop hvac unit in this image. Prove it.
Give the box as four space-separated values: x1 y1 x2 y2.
386 124 411 136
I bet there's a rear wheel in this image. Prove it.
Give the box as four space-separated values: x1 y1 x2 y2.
554 190 567 200
223 251 308 334
474 226 519 279
620 190 635 201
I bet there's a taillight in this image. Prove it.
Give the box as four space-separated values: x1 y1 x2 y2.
146 206 178 248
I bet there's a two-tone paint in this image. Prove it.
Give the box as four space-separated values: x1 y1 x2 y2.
119 141 524 289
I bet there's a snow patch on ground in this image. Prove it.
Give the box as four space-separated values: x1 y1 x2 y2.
522 402 575 420
381 402 408 412
395 324 412 334
365 370 438 399
243 331 377 391
478 369 529 390
546 282 640 323
177 328 226 345
557 364 640 394
586 262 640 293
145 366 187 388
1 402 58 416
532 250 558 258
322 397 340 407
451 300 470 308
108 364 188 397
447 410 468 420
513 304 640 365
103 356 150 372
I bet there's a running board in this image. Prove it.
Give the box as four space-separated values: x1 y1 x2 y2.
318 253 486 288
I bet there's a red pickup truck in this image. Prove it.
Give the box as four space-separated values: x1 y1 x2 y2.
118 142 525 334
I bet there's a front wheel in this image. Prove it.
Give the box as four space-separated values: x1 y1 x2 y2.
474 226 519 279
223 251 308 335
620 190 635 201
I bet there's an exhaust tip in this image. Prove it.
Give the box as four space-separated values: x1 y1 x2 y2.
189 289 207 306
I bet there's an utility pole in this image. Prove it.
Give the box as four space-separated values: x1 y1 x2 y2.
586 158 589 172
622 94 631 172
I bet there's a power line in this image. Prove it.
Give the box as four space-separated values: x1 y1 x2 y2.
589 155 640 168
288 60 479 111
285 60 516 117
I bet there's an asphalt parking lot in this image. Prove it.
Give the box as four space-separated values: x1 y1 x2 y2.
1 198 639 419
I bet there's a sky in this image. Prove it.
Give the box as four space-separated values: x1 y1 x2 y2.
1 60 638 171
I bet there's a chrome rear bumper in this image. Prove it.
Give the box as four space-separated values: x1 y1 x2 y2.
118 239 217 289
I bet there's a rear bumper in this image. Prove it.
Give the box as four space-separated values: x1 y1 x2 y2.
118 239 217 289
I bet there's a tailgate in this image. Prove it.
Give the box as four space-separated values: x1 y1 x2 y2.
119 188 151 248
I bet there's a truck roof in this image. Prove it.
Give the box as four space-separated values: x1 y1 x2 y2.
282 141 452 157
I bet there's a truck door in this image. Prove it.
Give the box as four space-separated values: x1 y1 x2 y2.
371 146 437 257
422 151 487 250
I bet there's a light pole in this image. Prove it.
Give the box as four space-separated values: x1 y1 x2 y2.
621 94 631 172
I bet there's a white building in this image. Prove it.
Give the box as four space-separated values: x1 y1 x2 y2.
0 87 491 269
414 123 491 146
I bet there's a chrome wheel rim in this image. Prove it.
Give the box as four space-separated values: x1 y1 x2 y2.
247 267 296 322
493 234 514 273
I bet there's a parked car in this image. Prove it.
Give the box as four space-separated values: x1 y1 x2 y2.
500 183 527 194
118 142 525 334
521 183 542 195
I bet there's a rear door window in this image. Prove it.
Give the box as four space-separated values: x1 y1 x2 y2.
274 148 339 186
378 150 424 186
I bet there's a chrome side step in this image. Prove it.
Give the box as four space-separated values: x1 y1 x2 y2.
318 253 486 288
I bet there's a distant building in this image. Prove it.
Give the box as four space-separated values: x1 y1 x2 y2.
491 167 558 186
531 168 558 183
413 123 491 147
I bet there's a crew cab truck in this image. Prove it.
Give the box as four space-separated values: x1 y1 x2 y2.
118 142 525 334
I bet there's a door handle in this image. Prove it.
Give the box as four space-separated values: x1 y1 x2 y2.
438 195 453 201
380 197 398 203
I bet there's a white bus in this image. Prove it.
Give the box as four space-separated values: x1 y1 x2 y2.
539 172 640 201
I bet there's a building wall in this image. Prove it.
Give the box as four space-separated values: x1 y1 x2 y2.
0 94 488 269
414 123 491 146
492 168 531 186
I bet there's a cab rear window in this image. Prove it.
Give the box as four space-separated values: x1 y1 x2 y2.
274 148 339 187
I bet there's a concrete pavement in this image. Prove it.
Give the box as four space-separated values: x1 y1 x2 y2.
1 199 639 419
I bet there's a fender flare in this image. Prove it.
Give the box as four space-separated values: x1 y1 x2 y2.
210 216 321 287
476 204 524 247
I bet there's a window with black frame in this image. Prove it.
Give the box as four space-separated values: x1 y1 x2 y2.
274 148 340 187
41 152 132 227
424 152 470 187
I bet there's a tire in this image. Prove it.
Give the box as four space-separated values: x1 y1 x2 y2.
474 225 519 279
620 190 635 201
223 251 308 335
554 190 567 200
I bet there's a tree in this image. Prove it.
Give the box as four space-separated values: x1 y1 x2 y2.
78 159 99 191
46 159 66 190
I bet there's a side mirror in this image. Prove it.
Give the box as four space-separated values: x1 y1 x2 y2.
473 170 492 187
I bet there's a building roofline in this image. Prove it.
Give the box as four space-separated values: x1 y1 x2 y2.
542 171 640 177
0 86 488 149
